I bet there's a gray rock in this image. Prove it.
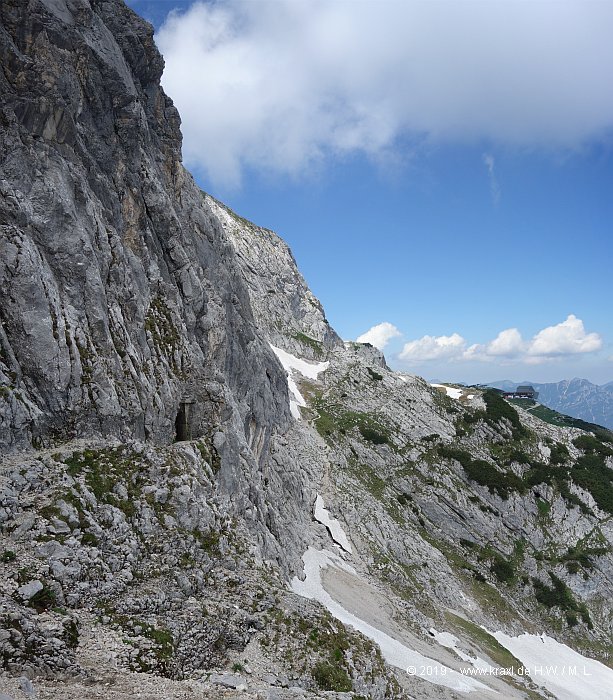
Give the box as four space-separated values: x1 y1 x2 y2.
17 580 43 600
18 677 35 697
0 0 291 462
208 672 247 689
262 691 285 700
208 195 342 361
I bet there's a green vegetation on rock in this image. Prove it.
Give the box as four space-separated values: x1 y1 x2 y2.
527 406 613 443
482 390 527 439
570 435 613 514
313 395 391 447
312 661 352 692
533 573 592 628
438 445 525 499
292 332 324 358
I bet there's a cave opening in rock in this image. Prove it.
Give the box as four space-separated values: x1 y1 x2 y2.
175 402 190 442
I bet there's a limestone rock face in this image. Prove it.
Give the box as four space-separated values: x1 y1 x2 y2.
206 195 343 360
0 3 335 686
0 0 290 453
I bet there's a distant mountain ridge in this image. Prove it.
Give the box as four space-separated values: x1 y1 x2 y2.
488 378 613 429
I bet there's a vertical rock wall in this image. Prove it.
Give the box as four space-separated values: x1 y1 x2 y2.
0 0 291 456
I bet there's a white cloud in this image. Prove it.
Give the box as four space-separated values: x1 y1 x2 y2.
486 327 524 356
528 314 602 357
157 0 613 185
397 316 602 365
464 327 525 361
399 333 466 362
356 322 401 350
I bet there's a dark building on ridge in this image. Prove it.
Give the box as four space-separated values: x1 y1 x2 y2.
503 385 538 400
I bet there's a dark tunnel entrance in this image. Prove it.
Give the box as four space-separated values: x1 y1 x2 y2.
175 402 191 442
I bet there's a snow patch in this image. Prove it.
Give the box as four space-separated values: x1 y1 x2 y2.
270 345 329 419
314 494 352 553
490 631 613 700
431 383 463 400
431 629 495 674
291 548 490 693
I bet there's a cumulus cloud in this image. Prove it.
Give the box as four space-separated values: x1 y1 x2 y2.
397 316 602 364
356 322 401 350
399 333 466 362
464 327 525 361
486 327 524 356
528 314 602 357
157 0 613 185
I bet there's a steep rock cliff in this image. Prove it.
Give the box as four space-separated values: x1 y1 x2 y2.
206 195 342 360
0 0 290 456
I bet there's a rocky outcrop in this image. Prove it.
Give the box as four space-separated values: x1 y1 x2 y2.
0 0 290 455
207 195 342 360
0 3 329 683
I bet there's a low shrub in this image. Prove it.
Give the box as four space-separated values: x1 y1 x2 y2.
490 555 515 583
367 367 383 381
572 434 613 457
532 573 592 628
549 442 570 465
359 426 389 445
28 584 56 612
312 661 352 692
438 445 525 499
482 390 527 439
571 452 613 515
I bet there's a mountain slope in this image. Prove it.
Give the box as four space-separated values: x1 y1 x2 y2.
0 0 294 453
488 380 613 430
534 379 613 430
1 2 613 700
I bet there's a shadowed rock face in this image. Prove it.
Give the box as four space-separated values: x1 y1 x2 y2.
0 0 291 452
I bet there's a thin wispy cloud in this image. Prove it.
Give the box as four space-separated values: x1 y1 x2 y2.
157 0 613 186
482 153 501 204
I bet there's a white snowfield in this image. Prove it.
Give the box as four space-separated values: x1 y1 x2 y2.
431 629 495 674
291 548 491 693
313 494 353 553
270 345 329 419
491 631 613 700
431 383 463 400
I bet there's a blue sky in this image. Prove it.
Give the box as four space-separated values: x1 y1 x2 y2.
127 0 613 385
